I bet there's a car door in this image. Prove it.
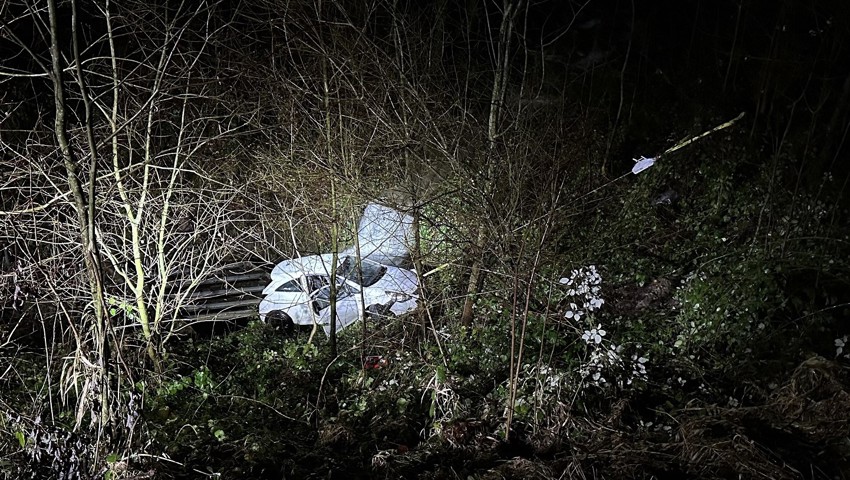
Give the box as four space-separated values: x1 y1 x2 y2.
315 282 363 333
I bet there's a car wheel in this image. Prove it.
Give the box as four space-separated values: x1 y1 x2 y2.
266 310 295 335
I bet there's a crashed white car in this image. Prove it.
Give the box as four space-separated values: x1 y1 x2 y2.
259 203 419 335
258 254 418 335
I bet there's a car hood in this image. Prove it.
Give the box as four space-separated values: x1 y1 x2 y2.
367 265 418 295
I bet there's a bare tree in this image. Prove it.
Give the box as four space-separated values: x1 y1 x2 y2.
1 0 271 472
460 0 524 326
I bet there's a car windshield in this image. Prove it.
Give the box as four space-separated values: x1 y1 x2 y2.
337 256 387 287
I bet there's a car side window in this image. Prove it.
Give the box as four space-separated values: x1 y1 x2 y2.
312 283 359 312
306 275 330 293
313 286 331 311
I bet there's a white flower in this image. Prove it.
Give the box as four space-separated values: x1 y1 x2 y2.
836 336 847 356
590 371 606 384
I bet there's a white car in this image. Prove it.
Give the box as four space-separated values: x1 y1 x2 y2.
257 254 418 335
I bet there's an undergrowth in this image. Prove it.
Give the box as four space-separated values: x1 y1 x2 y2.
2 133 848 479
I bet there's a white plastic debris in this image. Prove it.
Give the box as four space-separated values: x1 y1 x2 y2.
631 156 656 175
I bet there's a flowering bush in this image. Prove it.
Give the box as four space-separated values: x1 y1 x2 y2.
582 325 606 344
836 336 848 359
560 265 604 321
557 265 650 389
577 342 650 388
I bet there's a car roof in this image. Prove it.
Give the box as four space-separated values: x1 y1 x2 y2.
269 254 417 292
270 254 336 280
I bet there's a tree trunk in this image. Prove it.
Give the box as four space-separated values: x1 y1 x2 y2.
460 0 519 326
48 0 109 435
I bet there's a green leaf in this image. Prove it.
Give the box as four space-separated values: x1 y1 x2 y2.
14 431 25 448
106 453 119 463
397 397 409 413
